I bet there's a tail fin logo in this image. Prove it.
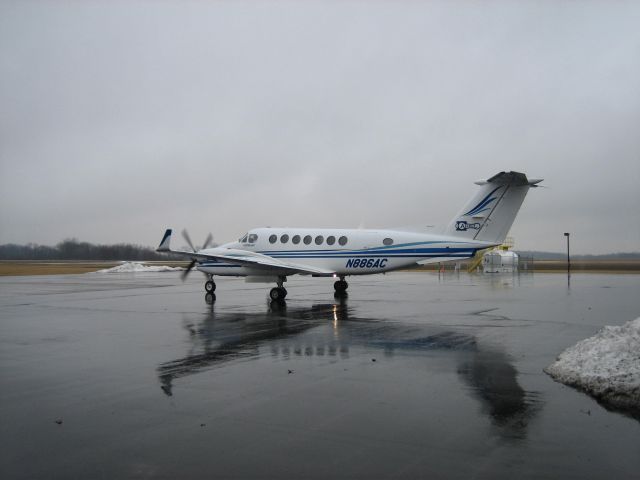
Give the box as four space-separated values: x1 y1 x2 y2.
456 221 481 231
463 186 501 217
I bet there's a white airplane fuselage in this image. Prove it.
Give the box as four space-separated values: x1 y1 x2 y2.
157 171 541 298
196 228 495 277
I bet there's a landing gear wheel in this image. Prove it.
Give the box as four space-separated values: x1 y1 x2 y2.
270 287 287 301
334 280 348 293
205 280 216 293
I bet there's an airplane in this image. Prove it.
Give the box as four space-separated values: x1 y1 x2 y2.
156 171 542 301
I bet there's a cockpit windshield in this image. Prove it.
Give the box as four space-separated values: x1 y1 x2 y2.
238 233 258 244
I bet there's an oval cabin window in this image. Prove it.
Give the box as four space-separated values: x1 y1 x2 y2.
269 234 277 244
383 238 394 246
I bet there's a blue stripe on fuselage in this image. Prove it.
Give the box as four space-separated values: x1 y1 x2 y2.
264 251 476 259
259 240 472 256
265 247 475 257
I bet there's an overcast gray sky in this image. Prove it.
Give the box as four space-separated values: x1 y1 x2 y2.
1 0 639 254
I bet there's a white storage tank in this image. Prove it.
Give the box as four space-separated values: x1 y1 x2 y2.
483 249 519 273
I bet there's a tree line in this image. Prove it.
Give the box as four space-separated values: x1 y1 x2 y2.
0 239 181 261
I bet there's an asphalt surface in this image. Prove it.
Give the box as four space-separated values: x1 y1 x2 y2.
1 271 639 479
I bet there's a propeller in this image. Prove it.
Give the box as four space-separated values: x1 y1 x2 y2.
180 229 215 281
202 232 214 250
181 259 198 281
182 229 196 253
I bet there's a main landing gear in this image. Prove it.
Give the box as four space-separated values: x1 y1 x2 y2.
269 276 288 302
334 277 348 296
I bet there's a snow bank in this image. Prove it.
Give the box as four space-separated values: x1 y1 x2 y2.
545 317 640 412
92 262 184 273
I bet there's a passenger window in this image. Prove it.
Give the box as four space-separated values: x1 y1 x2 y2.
269 234 277 244
326 236 335 246
315 235 324 245
383 238 394 246
280 234 289 244
303 235 312 245
292 235 301 244
248 234 258 243
338 236 348 246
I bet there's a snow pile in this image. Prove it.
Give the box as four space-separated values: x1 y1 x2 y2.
545 317 640 412
93 262 184 273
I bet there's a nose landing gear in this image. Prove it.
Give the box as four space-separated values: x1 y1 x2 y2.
205 279 216 293
204 276 217 303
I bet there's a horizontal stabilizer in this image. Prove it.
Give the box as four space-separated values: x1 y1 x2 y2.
475 171 543 187
445 171 541 244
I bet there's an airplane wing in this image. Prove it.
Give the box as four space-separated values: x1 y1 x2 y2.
157 229 334 275
196 249 335 275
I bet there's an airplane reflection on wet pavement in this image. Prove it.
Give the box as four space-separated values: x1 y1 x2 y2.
157 295 541 439
3 272 639 479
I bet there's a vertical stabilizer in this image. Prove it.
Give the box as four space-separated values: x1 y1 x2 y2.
444 172 541 244
157 229 173 252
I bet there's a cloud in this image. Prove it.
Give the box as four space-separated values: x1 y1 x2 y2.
1 1 639 253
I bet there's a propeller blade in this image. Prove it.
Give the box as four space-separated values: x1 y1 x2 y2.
182 229 196 252
181 259 197 281
202 233 214 250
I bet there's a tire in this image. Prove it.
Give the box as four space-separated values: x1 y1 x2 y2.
205 281 216 293
270 287 282 301
334 280 348 292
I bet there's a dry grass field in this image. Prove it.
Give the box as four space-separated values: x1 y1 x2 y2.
414 259 640 273
532 259 640 272
1 260 638 276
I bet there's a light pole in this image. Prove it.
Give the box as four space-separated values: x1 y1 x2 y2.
564 232 570 272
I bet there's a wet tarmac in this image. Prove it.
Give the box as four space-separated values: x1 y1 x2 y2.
1 271 639 479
